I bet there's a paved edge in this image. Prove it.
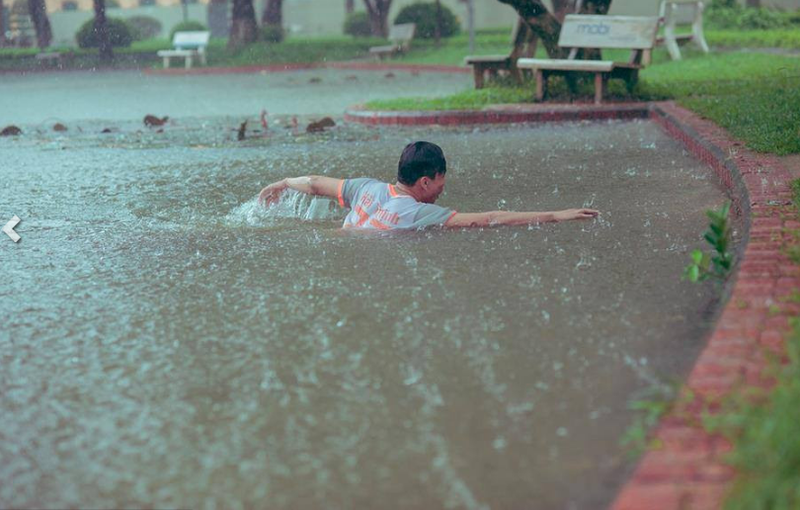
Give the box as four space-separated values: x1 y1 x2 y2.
143 62 470 76
347 100 799 510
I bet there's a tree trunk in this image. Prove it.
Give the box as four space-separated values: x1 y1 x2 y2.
362 0 391 37
434 0 442 46
346 0 354 14
27 0 51 48
229 0 258 47
262 0 281 25
495 0 611 58
92 0 113 62
0 0 6 47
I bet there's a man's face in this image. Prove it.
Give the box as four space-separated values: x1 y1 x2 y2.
421 173 446 204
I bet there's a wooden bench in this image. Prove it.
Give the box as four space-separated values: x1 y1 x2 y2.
157 31 210 69
517 15 660 104
464 18 538 89
369 23 415 61
659 1 709 60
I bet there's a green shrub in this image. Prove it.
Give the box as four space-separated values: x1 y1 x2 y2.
344 11 372 37
169 20 206 42
394 2 460 39
75 17 134 49
126 15 162 40
261 24 284 43
706 4 790 30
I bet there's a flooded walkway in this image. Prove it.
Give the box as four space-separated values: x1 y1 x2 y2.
0 71 730 510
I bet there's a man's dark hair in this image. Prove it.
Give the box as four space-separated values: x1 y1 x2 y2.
397 141 447 186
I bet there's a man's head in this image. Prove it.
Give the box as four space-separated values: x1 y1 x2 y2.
397 141 447 204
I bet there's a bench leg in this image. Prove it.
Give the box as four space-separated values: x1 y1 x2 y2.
594 72 604 105
535 69 545 102
473 66 484 89
694 21 709 53
185 55 193 69
163 56 170 69
510 65 522 85
201 52 207 66
625 70 639 93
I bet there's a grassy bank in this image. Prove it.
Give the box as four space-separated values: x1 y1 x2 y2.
367 49 800 155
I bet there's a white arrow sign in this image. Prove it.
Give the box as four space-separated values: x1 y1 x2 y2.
3 215 21 242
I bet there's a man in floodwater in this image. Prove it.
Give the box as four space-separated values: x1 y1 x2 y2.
258 141 599 229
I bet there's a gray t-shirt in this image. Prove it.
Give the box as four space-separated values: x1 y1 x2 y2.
338 178 455 230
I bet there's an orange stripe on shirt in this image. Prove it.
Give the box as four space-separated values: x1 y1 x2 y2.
388 184 399 198
354 205 370 227
337 180 345 208
369 218 391 230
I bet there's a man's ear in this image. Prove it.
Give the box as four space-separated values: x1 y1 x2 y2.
420 176 430 188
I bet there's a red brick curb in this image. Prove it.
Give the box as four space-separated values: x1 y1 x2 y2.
346 99 799 510
143 62 469 76
612 103 799 510
344 102 650 126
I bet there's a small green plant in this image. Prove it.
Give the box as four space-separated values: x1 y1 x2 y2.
343 12 372 38
620 381 684 458
684 201 735 282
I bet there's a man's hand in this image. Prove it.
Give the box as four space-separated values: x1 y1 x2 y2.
553 208 600 221
258 179 288 206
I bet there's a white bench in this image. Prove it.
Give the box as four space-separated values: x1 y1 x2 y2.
157 31 210 69
517 15 660 104
369 23 416 61
464 18 538 89
659 1 709 60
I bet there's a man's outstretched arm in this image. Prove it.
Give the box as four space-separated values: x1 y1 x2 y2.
444 209 599 228
258 176 343 206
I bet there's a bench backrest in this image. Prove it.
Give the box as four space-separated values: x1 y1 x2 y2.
388 23 415 44
558 15 660 50
172 31 210 50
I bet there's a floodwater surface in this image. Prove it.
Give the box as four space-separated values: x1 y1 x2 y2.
0 68 471 124
1 101 730 509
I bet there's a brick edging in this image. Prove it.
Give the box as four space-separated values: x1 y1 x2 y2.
612 103 799 510
344 103 650 126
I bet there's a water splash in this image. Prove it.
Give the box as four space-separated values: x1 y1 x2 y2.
225 190 343 227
